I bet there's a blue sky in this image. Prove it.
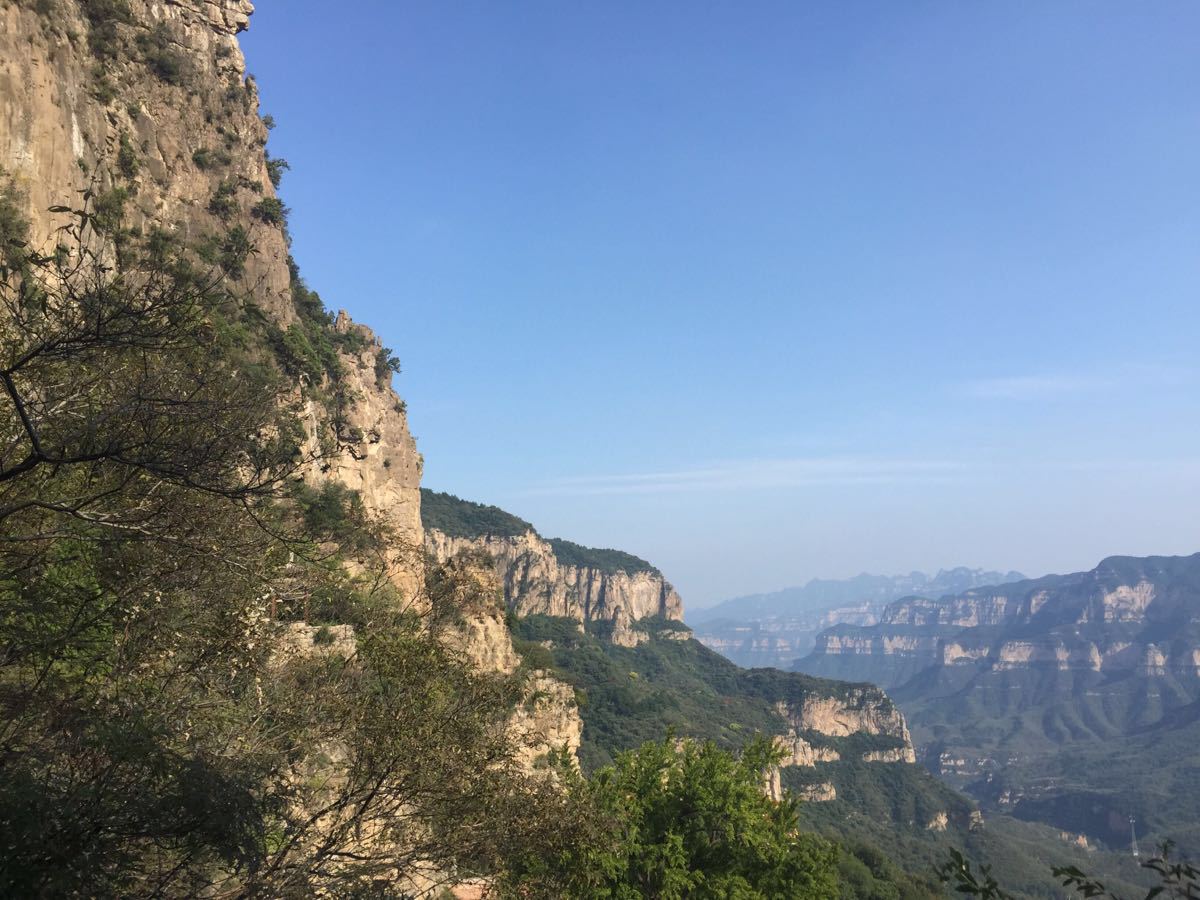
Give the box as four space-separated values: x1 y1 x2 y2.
242 3 1200 606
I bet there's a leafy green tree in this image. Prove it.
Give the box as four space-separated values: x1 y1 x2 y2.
502 734 839 899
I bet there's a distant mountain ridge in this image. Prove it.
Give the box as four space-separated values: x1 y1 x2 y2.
689 567 1024 669
690 567 1026 624
799 553 1200 687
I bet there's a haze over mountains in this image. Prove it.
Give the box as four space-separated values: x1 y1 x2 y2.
691 568 1025 669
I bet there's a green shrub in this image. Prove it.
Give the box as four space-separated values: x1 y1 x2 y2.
0 176 30 271
265 153 289 189
196 225 252 278
373 346 400 385
207 179 238 221
192 147 232 171
547 537 659 576
513 639 555 671
136 24 187 86
90 187 128 234
276 323 324 383
290 482 377 554
419 489 535 539
251 197 287 227
502 736 840 897
117 132 139 179
80 0 132 60
92 76 118 105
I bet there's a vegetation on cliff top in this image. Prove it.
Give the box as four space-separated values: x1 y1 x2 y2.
421 487 535 538
548 536 660 576
421 488 661 575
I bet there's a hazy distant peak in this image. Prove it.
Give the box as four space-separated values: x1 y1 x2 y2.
688 568 1026 624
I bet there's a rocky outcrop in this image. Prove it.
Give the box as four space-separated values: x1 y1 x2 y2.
776 693 917 764
1 0 291 315
425 524 685 636
610 604 649 648
764 774 836 804
798 782 837 803
774 732 840 767
300 314 423 599
508 672 583 769
764 688 918 801
433 557 583 770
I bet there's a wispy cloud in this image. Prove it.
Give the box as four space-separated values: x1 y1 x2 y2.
960 364 1189 401
962 373 1116 400
525 457 969 496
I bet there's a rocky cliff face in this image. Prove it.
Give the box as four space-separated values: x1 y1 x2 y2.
423 506 685 639
2 0 426 590
2 0 288 312
303 313 424 598
763 687 918 802
432 557 583 768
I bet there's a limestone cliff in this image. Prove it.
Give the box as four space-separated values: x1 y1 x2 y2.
2 0 288 313
430 556 583 768
764 687 918 801
1 0 424 592
422 489 685 638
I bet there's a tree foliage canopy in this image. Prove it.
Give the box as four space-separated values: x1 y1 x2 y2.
502 734 839 899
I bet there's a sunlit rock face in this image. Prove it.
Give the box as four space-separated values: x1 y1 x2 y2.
2 0 290 315
1 0 427 594
764 686 918 803
426 527 685 637
1097 581 1156 622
